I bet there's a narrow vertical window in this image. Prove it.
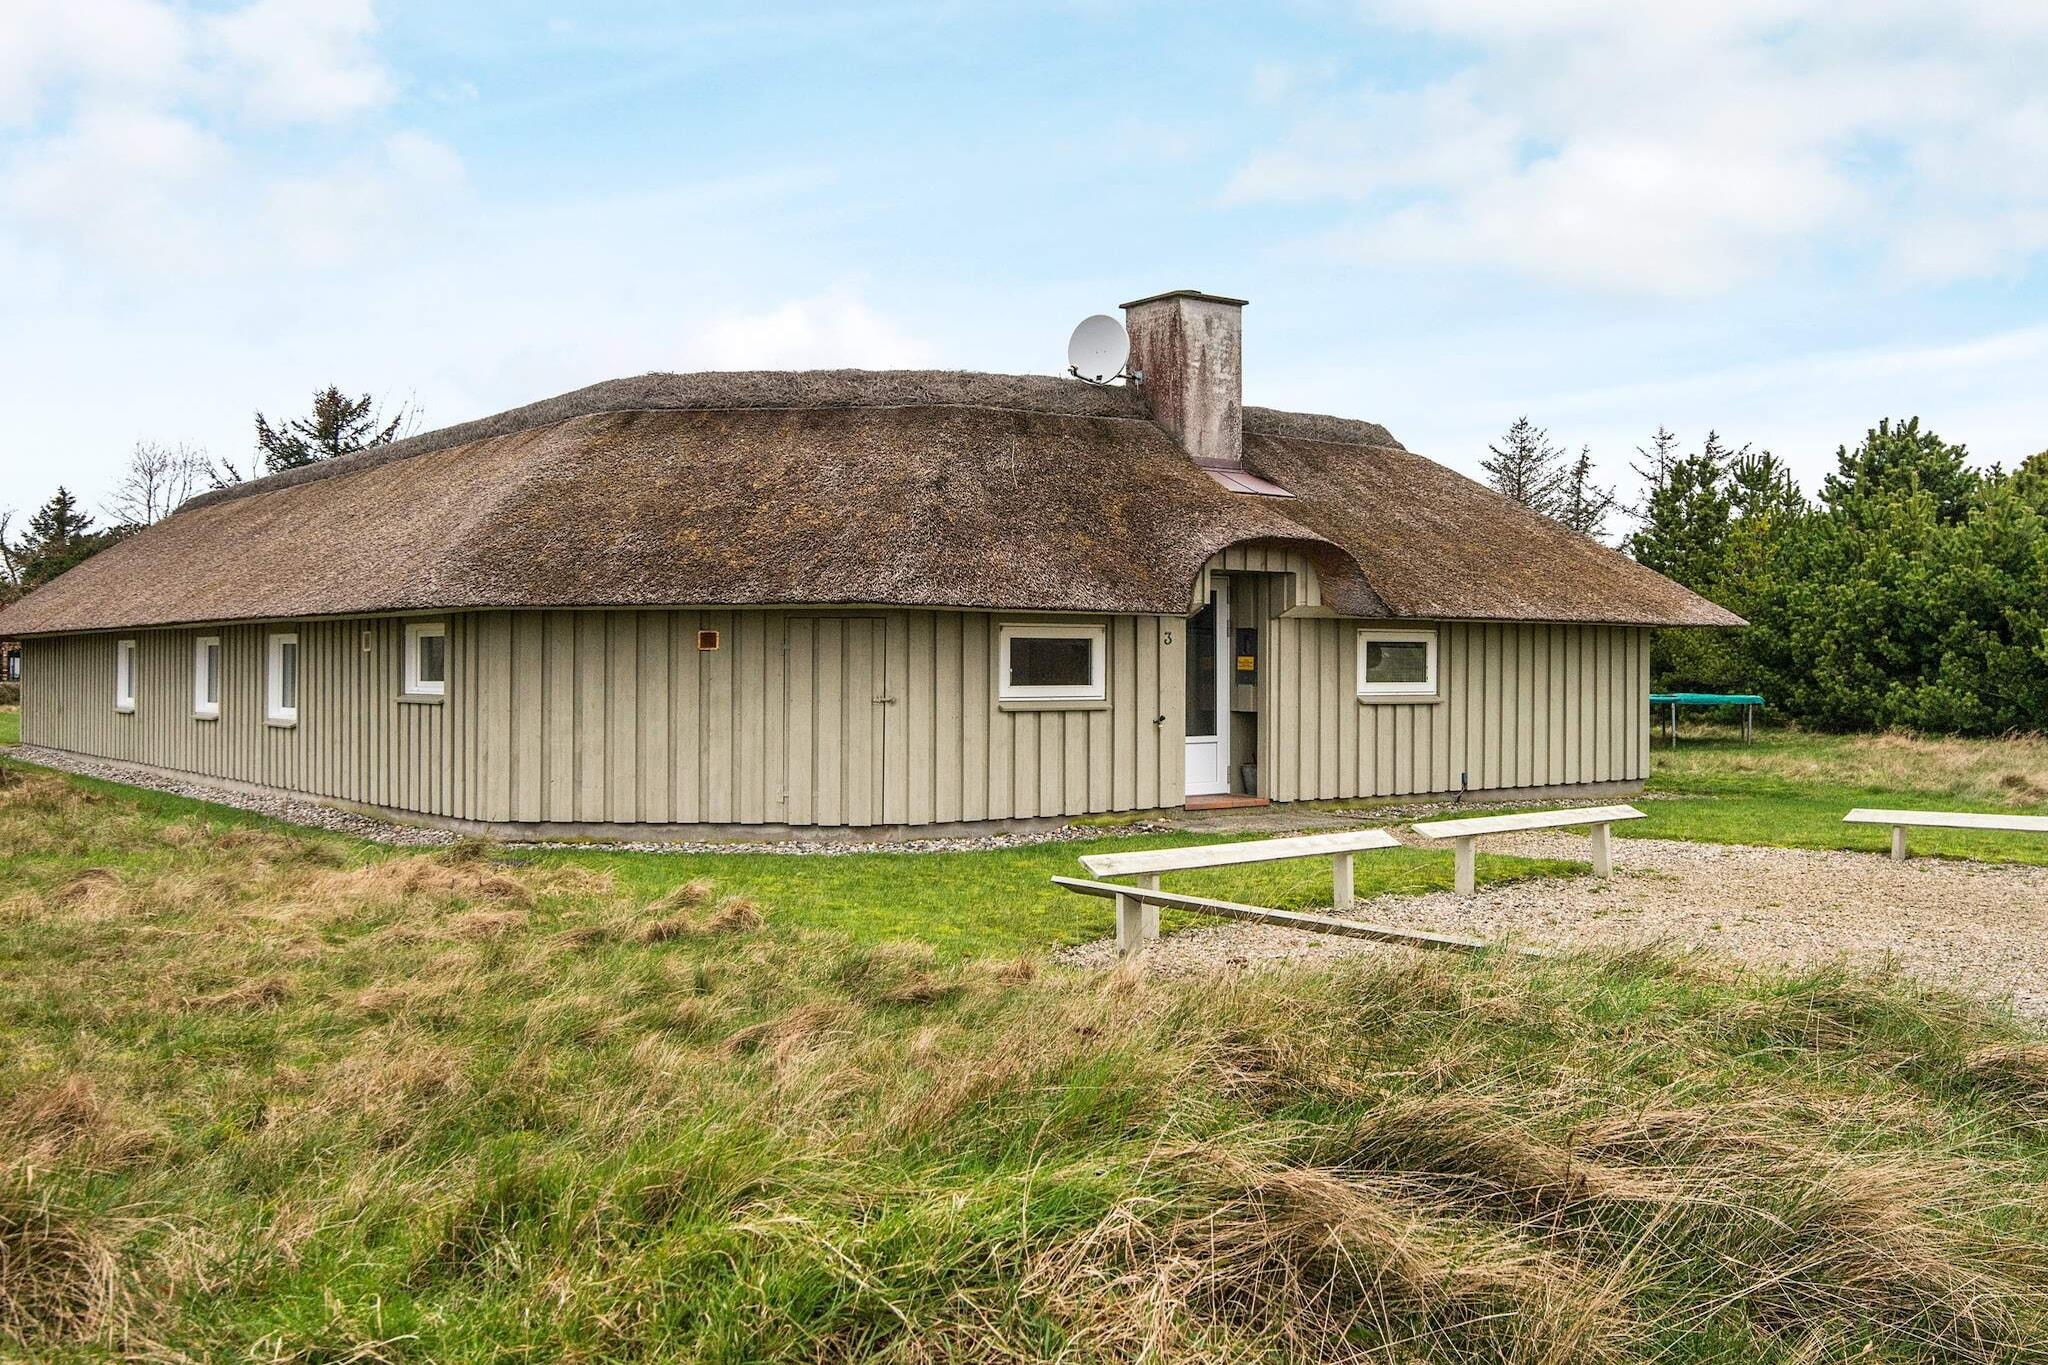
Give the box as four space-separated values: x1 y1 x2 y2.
115 639 137 712
194 636 222 718
405 622 447 697
267 632 299 724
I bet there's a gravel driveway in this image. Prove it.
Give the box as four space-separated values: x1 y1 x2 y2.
1057 831 2048 1020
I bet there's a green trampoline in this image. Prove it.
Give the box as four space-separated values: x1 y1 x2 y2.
1650 692 1765 746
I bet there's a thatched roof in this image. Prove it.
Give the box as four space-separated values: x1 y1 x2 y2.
0 371 1738 636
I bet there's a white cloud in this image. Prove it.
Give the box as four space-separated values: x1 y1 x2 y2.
203 0 395 124
0 0 191 128
3 108 227 267
1230 3 2048 295
0 0 443 275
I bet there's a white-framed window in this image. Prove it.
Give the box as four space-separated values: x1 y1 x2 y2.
405 621 447 697
998 622 1106 702
114 639 137 712
267 632 299 724
1357 628 1438 698
193 635 222 718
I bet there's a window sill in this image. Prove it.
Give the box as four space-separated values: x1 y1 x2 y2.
998 698 1111 713
266 717 298 729
194 712 220 722
398 693 445 706
115 705 135 715
1358 692 1443 706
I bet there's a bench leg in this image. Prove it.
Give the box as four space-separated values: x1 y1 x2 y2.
1333 852 1355 912
1115 893 1144 957
1891 827 1907 862
1140 874 1161 944
1590 822 1613 876
1454 837 1476 897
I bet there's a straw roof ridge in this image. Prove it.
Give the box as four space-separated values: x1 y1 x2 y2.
1242 406 1404 450
182 370 1153 513
0 370 1745 636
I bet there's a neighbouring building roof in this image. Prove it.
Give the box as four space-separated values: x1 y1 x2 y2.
0 370 1741 636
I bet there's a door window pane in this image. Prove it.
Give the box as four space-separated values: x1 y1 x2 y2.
1185 600 1217 739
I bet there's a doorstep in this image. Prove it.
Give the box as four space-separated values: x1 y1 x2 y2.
1183 793 1272 811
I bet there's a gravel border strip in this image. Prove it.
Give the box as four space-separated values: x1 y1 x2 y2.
2 744 1175 855
1054 831 2048 1020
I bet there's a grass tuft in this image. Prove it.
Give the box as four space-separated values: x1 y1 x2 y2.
4 743 2048 1360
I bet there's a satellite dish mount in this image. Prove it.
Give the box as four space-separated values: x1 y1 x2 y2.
1066 314 1138 386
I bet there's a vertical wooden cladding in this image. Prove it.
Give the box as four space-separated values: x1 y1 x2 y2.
22 607 1181 829
18 619 465 818
480 609 1176 829
1261 620 1651 802
20 610 1644 830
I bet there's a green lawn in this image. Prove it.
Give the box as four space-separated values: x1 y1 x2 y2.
0 759 1576 960
0 706 17 746
4 753 2048 1362
1637 725 2048 865
6 723 2048 1360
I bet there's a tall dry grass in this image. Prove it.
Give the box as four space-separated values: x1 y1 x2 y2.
3 763 2048 1361
1665 726 2048 805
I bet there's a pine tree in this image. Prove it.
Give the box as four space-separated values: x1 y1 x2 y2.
1822 416 1978 524
1726 448 1806 524
1555 445 1617 540
24 487 93 556
1626 433 1735 588
248 385 415 476
1482 416 1565 514
1627 426 1682 521
14 487 123 590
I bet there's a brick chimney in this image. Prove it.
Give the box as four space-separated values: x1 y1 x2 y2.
1121 289 1247 468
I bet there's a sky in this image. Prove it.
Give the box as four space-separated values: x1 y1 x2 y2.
4 0 2047 535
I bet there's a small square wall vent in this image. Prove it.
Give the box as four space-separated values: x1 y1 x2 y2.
697 630 721 652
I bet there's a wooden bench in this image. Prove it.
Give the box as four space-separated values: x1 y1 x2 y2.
1843 808 2048 861
1409 804 1646 896
1076 828 1402 955
1051 876 1496 956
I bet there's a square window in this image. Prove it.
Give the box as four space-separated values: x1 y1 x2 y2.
997 623 1106 702
1357 628 1438 698
115 639 137 712
194 636 221 717
405 622 447 697
268 632 299 724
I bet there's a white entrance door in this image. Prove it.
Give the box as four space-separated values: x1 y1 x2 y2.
1183 587 1231 796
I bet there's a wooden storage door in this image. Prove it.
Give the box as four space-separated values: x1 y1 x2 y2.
784 617 888 826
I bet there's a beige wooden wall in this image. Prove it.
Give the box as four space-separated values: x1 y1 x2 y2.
19 606 1647 829
19 619 482 820
1258 615 1651 802
20 609 1186 829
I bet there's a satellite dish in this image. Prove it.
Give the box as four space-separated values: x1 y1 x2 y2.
1067 314 1130 384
